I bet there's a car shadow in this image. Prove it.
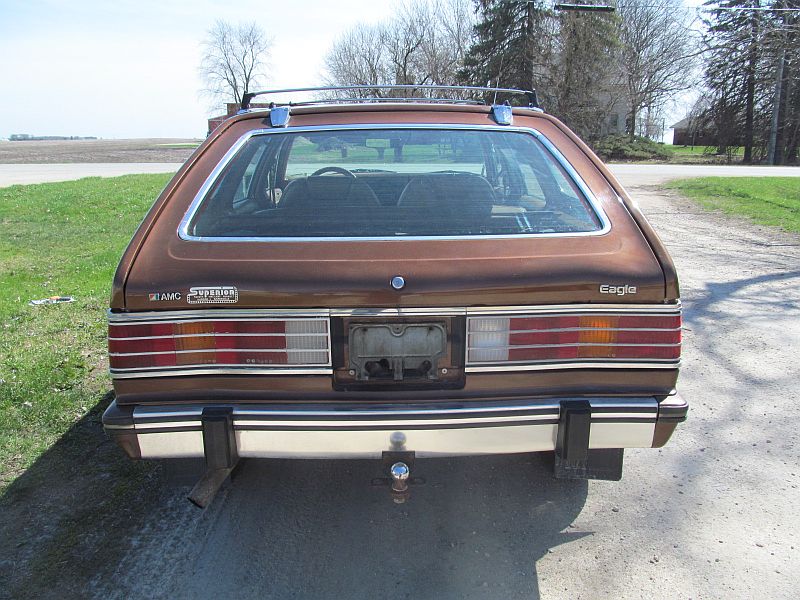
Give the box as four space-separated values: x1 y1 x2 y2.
160 454 589 600
1 392 589 600
0 391 162 600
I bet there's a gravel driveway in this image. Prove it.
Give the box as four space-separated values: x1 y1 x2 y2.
72 168 798 599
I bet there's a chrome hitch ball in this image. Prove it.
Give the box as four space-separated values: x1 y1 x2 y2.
390 462 410 493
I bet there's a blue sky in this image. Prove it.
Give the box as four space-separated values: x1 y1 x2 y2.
0 0 703 140
0 0 396 138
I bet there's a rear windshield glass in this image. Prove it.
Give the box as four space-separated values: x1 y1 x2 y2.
186 128 604 239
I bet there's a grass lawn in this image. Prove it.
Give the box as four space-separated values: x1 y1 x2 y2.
0 173 172 490
668 176 800 233
667 145 744 157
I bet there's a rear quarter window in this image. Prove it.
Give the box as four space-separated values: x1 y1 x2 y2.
183 127 607 240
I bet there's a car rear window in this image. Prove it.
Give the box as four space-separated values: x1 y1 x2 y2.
184 128 605 240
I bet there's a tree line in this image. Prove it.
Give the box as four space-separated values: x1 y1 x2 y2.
699 0 800 164
322 0 698 145
200 1 800 164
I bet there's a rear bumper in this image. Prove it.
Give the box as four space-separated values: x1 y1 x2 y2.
103 394 687 460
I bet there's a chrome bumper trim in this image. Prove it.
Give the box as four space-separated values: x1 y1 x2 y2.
136 423 657 459
121 398 660 459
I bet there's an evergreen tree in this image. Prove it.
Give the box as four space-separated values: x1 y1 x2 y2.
702 0 800 163
702 0 767 161
460 0 554 99
459 1 620 141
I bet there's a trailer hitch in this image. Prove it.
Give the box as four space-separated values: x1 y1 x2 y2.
371 445 425 503
188 407 239 508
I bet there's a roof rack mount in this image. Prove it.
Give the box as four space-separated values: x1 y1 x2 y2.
240 85 540 111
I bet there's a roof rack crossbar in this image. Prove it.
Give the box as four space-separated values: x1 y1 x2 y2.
240 85 539 111
267 96 485 107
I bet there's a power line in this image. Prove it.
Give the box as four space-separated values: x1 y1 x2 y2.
553 2 800 11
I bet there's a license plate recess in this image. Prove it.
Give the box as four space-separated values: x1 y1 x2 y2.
349 322 446 381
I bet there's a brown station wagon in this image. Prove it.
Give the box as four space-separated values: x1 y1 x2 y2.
103 85 687 506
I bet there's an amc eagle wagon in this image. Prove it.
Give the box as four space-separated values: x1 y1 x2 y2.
103 85 687 506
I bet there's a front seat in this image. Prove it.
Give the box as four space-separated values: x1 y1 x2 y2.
280 175 380 214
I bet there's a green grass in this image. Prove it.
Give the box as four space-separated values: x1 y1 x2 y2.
667 177 800 233
0 173 172 489
667 145 744 157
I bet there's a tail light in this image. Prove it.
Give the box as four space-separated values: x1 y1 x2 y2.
467 313 681 366
109 317 329 375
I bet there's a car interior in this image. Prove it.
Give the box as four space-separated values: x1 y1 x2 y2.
188 129 603 238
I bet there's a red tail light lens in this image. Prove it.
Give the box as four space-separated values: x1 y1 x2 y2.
467 313 681 365
109 318 329 374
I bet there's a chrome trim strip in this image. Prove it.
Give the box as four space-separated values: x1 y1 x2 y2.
131 397 656 421
130 399 656 430
235 405 558 418
110 332 327 340
108 309 331 322
133 398 556 419
176 123 612 242
466 302 681 315
110 348 328 357
232 415 562 427
329 307 467 317
136 420 202 431
133 413 654 430
465 361 680 372
107 303 680 324
110 367 334 378
467 342 681 350
467 327 682 334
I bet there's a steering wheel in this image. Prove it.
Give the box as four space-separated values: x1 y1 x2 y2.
311 166 356 178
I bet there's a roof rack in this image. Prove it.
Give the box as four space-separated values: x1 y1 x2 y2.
278 96 485 107
240 85 540 111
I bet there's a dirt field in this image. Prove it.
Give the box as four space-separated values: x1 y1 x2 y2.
0 139 199 164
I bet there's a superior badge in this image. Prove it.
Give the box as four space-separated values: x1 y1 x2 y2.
186 286 239 304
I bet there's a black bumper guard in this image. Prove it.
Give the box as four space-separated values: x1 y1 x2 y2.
554 399 624 481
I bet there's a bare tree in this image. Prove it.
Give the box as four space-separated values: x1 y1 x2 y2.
420 0 475 87
323 0 474 97
200 20 273 105
617 0 699 139
323 23 393 96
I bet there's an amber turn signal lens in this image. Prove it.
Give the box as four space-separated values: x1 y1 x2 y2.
577 316 618 358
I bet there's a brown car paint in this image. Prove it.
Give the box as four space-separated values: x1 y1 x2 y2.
110 105 680 407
